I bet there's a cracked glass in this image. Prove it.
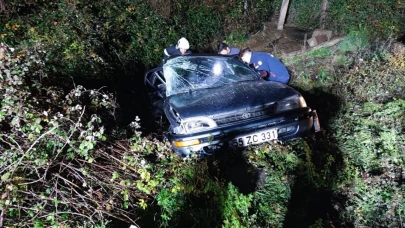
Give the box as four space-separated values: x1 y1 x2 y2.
163 56 259 96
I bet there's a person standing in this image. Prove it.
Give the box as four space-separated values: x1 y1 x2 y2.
163 37 191 61
238 47 290 84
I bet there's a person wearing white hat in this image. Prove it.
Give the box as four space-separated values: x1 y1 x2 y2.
163 37 191 61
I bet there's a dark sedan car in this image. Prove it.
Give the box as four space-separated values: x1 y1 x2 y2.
145 54 320 157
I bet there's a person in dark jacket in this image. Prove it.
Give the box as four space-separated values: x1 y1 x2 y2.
217 42 240 56
239 47 290 84
163 37 191 61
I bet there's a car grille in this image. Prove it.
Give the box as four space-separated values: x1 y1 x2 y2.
214 105 277 125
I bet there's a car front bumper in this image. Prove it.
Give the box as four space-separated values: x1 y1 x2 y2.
166 108 320 156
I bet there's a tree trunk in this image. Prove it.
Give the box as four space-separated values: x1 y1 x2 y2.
320 0 328 29
277 0 290 30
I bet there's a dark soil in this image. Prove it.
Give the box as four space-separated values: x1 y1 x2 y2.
245 22 312 57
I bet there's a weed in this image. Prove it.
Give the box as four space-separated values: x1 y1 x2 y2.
317 68 331 83
222 31 249 49
310 48 331 57
332 99 405 227
339 27 371 53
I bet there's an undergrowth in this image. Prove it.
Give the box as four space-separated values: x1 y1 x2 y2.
1 1 405 226
279 33 405 227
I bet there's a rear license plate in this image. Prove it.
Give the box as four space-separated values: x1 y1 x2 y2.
230 128 278 147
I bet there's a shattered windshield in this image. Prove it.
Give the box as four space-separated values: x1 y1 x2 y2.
163 56 258 96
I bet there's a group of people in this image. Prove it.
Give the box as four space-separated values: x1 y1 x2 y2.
163 37 290 84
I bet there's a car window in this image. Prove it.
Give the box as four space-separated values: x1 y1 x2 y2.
163 56 259 96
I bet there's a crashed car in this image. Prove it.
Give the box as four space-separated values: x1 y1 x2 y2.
144 54 320 157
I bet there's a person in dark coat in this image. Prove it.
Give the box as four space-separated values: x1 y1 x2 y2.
217 42 240 56
163 37 191 61
239 47 290 84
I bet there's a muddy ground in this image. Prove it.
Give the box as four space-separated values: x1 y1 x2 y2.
244 22 312 57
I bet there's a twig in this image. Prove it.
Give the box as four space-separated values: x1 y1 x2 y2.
38 211 93 221
18 176 46 185
98 209 138 225
11 126 58 176
116 141 129 151
55 106 86 158
96 86 107 92
58 162 88 184
53 173 81 189
0 134 23 152
105 153 138 173
0 208 4 227
77 159 114 173
113 48 127 76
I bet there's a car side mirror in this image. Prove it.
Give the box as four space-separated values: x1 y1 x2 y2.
157 83 166 92
157 84 166 98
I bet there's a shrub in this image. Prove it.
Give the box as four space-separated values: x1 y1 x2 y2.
221 183 253 228
336 47 405 103
338 26 371 53
332 99 405 227
149 156 253 227
0 0 276 84
0 45 113 226
327 0 405 39
0 44 177 227
275 0 322 29
271 0 405 40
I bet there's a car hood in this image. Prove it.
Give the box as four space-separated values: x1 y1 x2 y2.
167 80 299 119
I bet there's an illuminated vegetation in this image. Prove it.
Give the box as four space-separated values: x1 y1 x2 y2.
1 0 405 227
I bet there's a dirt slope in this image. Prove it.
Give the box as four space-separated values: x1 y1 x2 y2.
244 22 311 56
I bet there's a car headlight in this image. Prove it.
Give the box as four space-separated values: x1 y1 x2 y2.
277 95 307 112
181 117 217 133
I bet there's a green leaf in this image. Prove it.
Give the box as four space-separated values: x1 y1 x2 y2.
79 142 86 150
1 172 10 181
28 210 35 217
87 142 94 150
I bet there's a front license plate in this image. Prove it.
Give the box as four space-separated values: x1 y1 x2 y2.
230 128 278 147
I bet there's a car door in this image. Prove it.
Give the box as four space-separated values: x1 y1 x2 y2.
144 67 166 115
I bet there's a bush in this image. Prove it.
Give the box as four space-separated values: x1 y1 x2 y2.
0 45 112 226
327 0 405 39
0 0 179 80
0 0 277 84
275 0 322 29
332 99 405 227
336 44 405 103
284 37 405 227
272 0 405 40
0 44 176 227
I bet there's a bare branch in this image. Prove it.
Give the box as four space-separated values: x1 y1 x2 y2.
11 126 59 176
